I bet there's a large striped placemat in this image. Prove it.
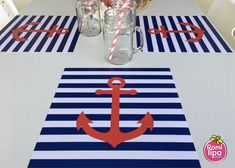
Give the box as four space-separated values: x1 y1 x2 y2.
136 16 233 53
28 68 201 168
0 15 79 53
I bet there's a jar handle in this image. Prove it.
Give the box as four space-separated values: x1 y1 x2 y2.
232 27 235 39
133 26 144 53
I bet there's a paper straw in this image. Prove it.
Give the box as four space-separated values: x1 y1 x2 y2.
108 0 130 60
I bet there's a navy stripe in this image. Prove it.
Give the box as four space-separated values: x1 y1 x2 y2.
12 16 45 52
61 75 173 79
176 16 198 52
68 28 80 52
54 92 179 98
0 15 20 37
58 83 176 88
143 16 154 52
40 127 191 135
0 16 28 48
34 142 195 151
46 114 186 121
46 16 70 52
168 16 187 52
35 16 61 52
50 103 182 109
193 16 220 52
184 16 209 52
57 16 77 52
151 16 165 52
136 16 141 47
24 16 53 52
160 16 176 52
201 16 233 52
1 16 37 52
64 68 171 71
28 159 201 168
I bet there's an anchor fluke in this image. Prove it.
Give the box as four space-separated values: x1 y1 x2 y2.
76 112 93 131
138 112 154 131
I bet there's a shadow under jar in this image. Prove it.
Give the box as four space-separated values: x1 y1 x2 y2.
103 9 143 65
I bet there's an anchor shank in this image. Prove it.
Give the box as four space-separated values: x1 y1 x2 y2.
167 30 195 33
110 88 121 132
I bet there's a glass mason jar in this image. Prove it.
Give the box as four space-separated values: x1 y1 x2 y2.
75 0 101 37
103 9 143 65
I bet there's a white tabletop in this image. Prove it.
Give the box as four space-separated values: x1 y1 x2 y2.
0 0 235 167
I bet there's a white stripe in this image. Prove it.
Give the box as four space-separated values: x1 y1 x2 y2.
7 16 41 52
48 109 184 115
17 16 49 52
40 16 66 52
198 16 227 52
164 16 182 52
189 16 215 53
0 15 23 39
180 16 204 53
37 134 193 143
62 71 172 75
52 98 180 103
172 16 193 52
0 16 32 51
44 121 188 128
30 16 57 52
147 16 159 52
155 16 170 52
138 16 148 52
51 16 73 52
32 151 199 160
60 79 175 84
63 16 78 52
56 88 177 93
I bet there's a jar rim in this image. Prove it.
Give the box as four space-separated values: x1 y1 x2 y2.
75 0 100 7
104 8 132 22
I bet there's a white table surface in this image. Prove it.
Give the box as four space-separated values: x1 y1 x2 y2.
0 0 235 167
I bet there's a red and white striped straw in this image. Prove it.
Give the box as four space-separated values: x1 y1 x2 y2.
108 0 130 60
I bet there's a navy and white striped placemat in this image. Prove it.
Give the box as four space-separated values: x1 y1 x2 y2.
28 68 201 168
0 15 79 53
136 16 233 53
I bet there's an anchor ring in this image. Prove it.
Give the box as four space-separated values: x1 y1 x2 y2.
148 28 160 34
108 77 126 88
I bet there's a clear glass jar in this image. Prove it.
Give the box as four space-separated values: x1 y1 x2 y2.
103 9 143 65
75 0 101 37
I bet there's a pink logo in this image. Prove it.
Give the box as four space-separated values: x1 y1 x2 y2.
204 135 227 162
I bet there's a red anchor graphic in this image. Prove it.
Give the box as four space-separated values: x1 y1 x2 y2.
148 22 205 42
76 77 154 148
12 22 70 42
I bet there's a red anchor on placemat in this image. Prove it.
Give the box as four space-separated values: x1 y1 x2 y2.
12 22 70 42
148 22 205 42
76 77 154 148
